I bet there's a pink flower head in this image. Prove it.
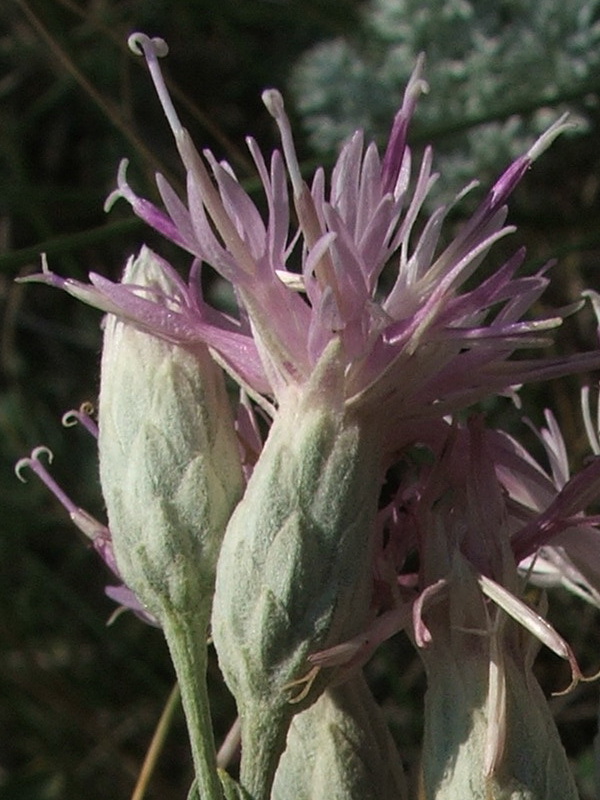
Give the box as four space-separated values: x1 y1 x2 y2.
21 33 600 451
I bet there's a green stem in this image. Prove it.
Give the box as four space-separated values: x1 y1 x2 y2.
239 706 290 800
162 608 223 800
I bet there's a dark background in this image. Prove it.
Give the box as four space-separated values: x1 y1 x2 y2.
2 1 600 798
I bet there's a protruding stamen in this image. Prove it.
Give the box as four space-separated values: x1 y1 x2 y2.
582 290 600 345
263 89 343 307
176 130 256 277
128 32 169 58
410 54 428 94
381 53 427 195
262 89 303 198
527 113 573 163
128 33 183 138
62 402 99 439
71 507 112 549
412 577 448 647
478 572 590 695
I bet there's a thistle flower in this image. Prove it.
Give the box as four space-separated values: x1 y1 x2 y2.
18 33 600 799
96 245 246 799
24 36 600 438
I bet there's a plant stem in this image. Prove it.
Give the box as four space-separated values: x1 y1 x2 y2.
239 705 290 800
162 608 223 800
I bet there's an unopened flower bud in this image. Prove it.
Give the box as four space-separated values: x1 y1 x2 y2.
211 342 385 800
98 245 244 623
419 560 580 800
272 675 407 800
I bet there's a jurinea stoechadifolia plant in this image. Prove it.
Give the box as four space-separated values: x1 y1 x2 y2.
17 32 600 800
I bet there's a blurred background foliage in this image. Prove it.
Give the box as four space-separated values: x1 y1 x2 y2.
291 0 600 204
2 1 600 798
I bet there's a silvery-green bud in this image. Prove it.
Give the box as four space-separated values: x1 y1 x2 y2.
211 342 385 800
98 245 244 622
99 246 245 800
272 674 407 800
419 557 579 800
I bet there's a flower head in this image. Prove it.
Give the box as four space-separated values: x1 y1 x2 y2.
21 34 600 451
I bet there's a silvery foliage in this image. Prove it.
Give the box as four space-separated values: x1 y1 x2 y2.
291 0 600 204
